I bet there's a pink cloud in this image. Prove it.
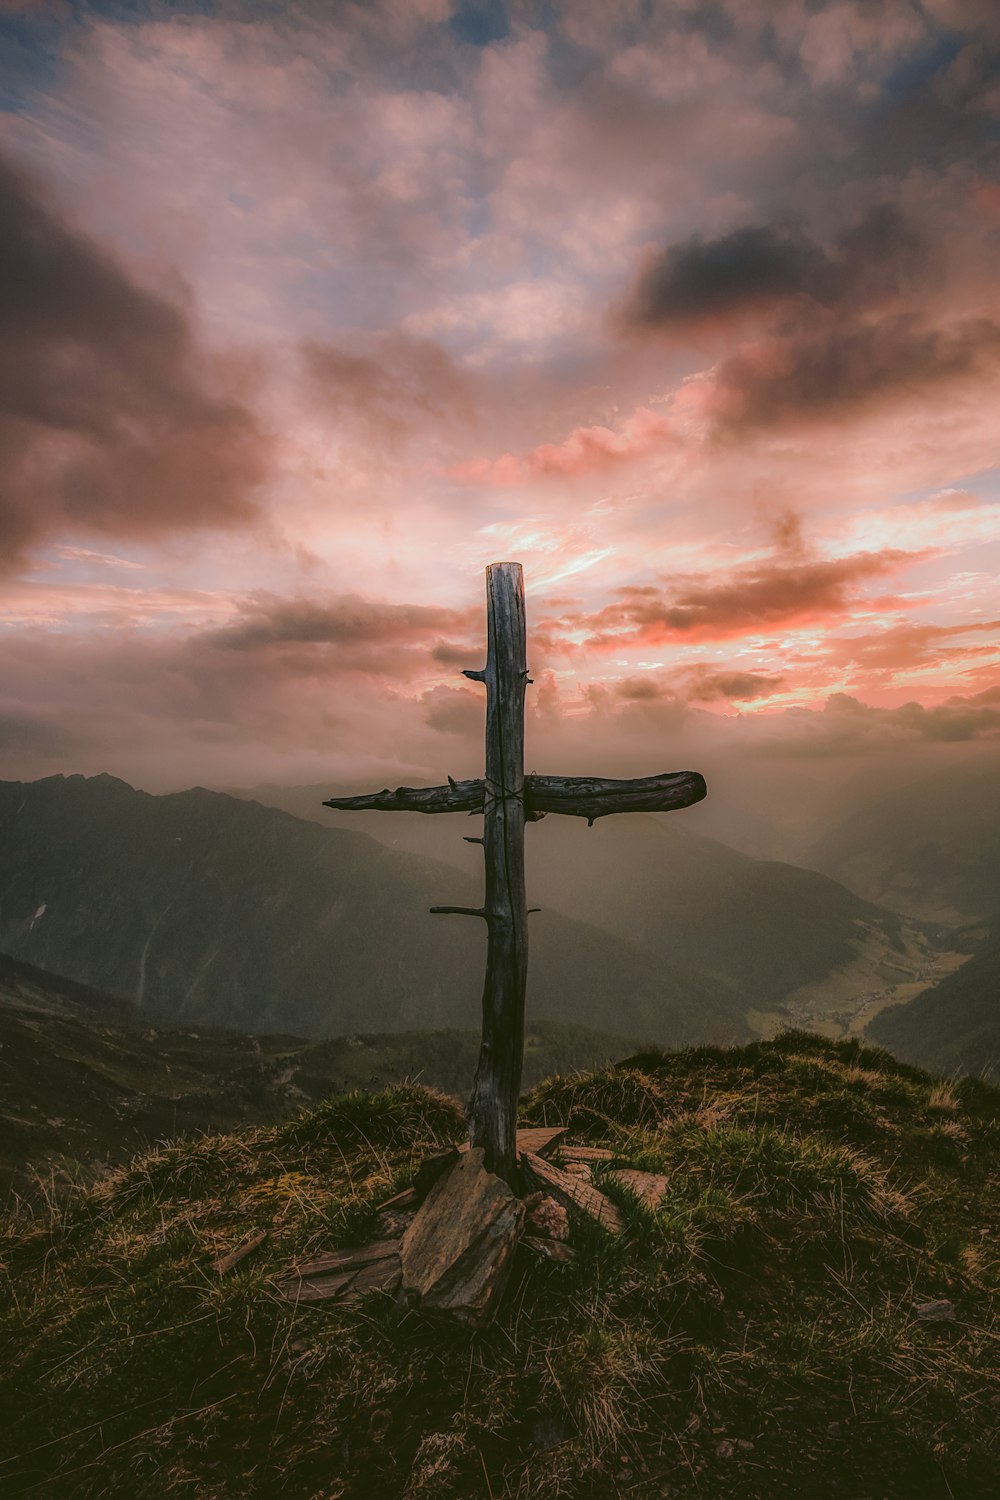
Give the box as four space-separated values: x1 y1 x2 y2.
539 546 923 651
449 405 675 487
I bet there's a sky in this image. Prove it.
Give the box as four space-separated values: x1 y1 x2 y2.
1 0 999 796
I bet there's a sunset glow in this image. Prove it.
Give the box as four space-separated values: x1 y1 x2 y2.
1 0 998 790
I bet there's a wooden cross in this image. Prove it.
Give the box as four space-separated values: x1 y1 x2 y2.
325 562 706 1182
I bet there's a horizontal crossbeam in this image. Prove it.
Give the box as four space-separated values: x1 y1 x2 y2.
324 770 705 824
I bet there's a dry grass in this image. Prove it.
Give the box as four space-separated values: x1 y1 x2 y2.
2 1038 1000 1498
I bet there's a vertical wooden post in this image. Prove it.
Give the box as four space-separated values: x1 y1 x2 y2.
464 562 528 1182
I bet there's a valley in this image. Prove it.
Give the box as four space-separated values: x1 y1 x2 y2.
0 950 632 1194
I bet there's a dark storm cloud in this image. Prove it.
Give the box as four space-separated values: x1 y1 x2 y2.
615 200 1000 431
205 594 476 652
622 224 830 330
616 177 1000 433
854 30 1000 174
0 150 270 569
711 313 1000 431
621 205 928 332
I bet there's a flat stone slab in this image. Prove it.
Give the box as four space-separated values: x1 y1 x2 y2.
400 1148 524 1326
610 1169 671 1209
290 1237 402 1280
522 1151 623 1235
279 1238 402 1305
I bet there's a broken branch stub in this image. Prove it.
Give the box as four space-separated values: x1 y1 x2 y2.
323 779 483 815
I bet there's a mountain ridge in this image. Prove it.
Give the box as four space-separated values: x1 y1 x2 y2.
802 765 1000 924
0 774 742 1045
235 777 939 1032
868 918 1000 1077
0 949 634 1194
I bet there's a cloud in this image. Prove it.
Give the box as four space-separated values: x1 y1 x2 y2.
768 686 1000 756
420 683 483 735
1 0 997 802
0 709 83 758
615 202 1000 435
621 223 830 331
432 640 481 667
449 406 675 487
826 619 1000 673
686 669 786 702
620 205 928 333
613 665 784 705
614 675 672 702
552 547 919 649
205 594 475 653
0 148 271 571
300 333 472 448
708 313 1000 432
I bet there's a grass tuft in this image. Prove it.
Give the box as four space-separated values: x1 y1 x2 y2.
272 1081 465 1151
521 1065 668 1132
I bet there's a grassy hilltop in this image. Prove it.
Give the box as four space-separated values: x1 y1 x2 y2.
2 1033 999 1499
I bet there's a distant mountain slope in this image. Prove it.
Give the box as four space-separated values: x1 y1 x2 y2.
0 950 135 1023
241 782 935 1027
522 815 931 1015
803 765 1000 924
0 775 741 1046
868 921 1000 1076
0 952 633 1192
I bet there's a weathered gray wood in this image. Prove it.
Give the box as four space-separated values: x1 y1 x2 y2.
280 1257 402 1304
522 1150 624 1235
515 1126 568 1159
290 1237 401 1280
400 1149 524 1325
212 1230 268 1276
321 559 708 1192
463 562 528 1182
375 1186 417 1214
523 1234 576 1263
528 770 706 823
323 770 705 824
457 1125 567 1161
279 1238 402 1303
323 779 483 815
559 1145 615 1164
